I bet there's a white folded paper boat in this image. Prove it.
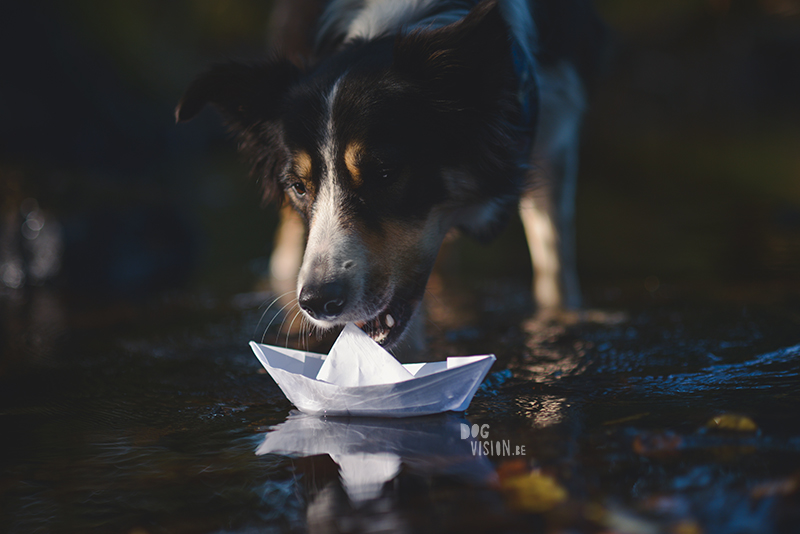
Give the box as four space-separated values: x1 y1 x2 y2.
250 324 495 417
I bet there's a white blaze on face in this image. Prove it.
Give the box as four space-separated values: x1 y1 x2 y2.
297 77 367 326
298 177 366 301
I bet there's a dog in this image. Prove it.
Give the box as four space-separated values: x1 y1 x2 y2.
176 0 606 351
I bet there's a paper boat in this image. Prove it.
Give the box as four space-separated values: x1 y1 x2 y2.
249 332 495 417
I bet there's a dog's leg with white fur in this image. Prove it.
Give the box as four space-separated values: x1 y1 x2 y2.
268 206 305 290
520 61 586 312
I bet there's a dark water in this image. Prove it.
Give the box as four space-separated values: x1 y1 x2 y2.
2 276 799 534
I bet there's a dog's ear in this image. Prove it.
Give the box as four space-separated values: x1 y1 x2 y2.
176 59 302 204
175 59 300 128
393 0 515 113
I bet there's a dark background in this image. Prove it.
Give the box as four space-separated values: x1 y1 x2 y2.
1 0 799 314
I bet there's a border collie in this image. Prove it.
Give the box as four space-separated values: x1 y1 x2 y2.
176 0 606 350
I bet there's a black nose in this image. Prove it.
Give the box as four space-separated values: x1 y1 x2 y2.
298 281 347 320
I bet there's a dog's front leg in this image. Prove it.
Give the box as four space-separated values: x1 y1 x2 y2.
520 192 563 310
269 205 306 294
521 62 586 311
519 153 581 311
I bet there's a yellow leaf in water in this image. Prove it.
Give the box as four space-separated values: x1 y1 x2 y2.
706 414 758 432
502 469 568 513
671 519 704 534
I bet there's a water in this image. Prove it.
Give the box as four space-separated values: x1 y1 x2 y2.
2 276 799 534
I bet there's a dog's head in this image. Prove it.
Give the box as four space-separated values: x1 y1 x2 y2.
177 1 529 347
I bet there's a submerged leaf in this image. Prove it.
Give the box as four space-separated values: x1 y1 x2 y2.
671 519 704 534
501 469 568 513
706 414 758 432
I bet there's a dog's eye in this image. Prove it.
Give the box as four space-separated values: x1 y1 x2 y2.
291 182 307 196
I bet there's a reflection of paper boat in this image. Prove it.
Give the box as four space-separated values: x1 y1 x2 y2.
256 412 496 503
249 341 495 417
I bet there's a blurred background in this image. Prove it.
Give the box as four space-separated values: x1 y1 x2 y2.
1 0 799 362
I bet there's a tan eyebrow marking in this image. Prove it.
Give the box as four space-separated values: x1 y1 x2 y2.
293 150 312 180
344 141 363 187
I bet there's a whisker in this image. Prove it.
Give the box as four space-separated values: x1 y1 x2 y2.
263 298 300 343
301 315 311 352
423 287 443 307
298 315 306 352
285 308 304 348
274 301 299 343
259 288 297 312
254 289 297 339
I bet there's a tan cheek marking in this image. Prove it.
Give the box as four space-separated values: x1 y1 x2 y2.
293 150 312 180
344 142 363 188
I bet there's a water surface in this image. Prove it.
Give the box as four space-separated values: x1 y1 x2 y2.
2 276 798 533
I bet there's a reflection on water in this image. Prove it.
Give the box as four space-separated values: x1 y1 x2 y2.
256 413 495 505
516 396 568 429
